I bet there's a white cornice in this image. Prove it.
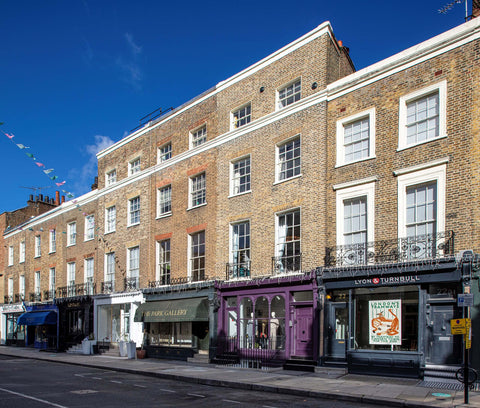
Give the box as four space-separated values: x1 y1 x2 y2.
333 176 378 191
97 22 334 159
327 18 480 100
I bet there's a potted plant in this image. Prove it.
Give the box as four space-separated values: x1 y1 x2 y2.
136 330 147 359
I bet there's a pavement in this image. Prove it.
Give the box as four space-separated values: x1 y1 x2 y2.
0 346 479 408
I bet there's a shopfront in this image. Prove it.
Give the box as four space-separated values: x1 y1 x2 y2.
94 292 143 346
56 296 93 351
17 304 59 350
1 303 25 346
216 272 318 366
135 283 217 361
319 259 463 378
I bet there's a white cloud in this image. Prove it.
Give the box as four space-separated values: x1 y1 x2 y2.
116 32 143 90
68 135 115 196
125 32 142 56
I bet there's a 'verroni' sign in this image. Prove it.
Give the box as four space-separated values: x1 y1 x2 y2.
144 309 188 318
369 300 401 345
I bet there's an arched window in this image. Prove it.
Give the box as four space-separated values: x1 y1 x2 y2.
239 297 253 347
270 295 285 350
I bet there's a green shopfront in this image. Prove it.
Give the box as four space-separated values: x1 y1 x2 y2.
319 258 464 378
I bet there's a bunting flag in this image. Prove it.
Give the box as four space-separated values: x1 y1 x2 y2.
55 181 66 186
16 144 29 149
43 168 54 175
3 132 14 139
25 152 35 159
50 175 58 180
35 162 45 168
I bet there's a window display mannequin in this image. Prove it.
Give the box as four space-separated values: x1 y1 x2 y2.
270 311 279 349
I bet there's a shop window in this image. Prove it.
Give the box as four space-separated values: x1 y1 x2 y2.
353 286 419 352
148 322 192 346
239 297 253 347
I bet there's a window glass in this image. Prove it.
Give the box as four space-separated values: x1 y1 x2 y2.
190 173 206 207
406 92 439 145
232 104 251 129
344 118 369 163
278 137 301 181
191 125 207 148
158 143 172 163
278 80 301 109
232 157 251 195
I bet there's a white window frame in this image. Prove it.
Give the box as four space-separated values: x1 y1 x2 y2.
84 215 95 241
49 229 56 253
8 246 13 266
105 252 116 284
67 222 76 246
105 205 116 233
275 135 301 183
128 196 141 226
398 80 447 151
19 275 25 299
129 157 141 176
157 185 172 218
49 267 56 292
156 239 171 283
231 103 252 130
335 181 376 247
35 235 41 257
127 246 140 279
35 271 41 295
106 169 117 186
189 173 206 209
8 278 14 298
230 156 251 197
190 125 207 149
336 108 376 167
19 240 25 263
397 164 446 239
188 231 205 282
229 220 251 266
158 143 172 163
274 208 301 274
276 78 301 110
67 262 76 286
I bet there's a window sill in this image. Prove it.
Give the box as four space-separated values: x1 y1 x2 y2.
34 256 41 259
187 203 207 211
335 155 376 168
156 212 172 220
105 230 116 235
228 190 252 199
127 222 140 228
84 238 94 242
273 174 302 186
397 134 447 152
66 244 76 248
48 251 56 255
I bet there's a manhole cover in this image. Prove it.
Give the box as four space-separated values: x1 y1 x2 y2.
71 390 98 395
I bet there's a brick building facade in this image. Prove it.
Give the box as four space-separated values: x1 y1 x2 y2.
1 15 479 379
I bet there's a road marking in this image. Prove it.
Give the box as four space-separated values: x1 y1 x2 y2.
222 399 242 404
0 387 68 408
187 393 206 398
92 377 102 380
134 384 147 388
263 406 279 408
160 388 176 393
110 380 122 384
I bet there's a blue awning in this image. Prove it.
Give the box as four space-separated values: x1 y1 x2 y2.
17 311 57 326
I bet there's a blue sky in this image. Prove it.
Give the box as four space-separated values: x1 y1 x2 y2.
0 0 469 213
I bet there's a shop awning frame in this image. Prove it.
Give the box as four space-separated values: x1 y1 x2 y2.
134 297 209 323
17 311 57 326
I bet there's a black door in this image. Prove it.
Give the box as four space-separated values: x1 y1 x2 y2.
426 303 462 365
325 302 348 361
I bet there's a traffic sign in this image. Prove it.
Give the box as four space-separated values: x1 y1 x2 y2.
458 294 474 307
451 318 467 335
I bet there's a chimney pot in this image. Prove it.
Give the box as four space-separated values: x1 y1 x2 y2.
55 191 60 206
61 196 65 203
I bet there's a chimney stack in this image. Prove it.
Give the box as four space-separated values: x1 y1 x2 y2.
61 195 65 204
55 191 60 206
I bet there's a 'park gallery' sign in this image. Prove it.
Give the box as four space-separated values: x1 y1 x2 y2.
369 299 402 345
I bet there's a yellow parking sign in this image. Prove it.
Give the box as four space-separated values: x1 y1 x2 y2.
451 318 467 335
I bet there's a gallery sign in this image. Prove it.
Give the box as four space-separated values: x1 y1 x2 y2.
369 299 402 345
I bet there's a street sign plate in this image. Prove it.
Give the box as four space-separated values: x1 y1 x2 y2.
451 318 466 335
458 294 474 307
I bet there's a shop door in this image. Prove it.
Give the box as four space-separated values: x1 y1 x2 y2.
426 304 461 365
293 306 313 357
325 302 347 361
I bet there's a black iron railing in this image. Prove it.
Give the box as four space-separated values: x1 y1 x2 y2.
124 277 140 291
44 290 55 301
214 335 285 370
324 231 455 267
14 294 24 303
57 282 96 298
271 254 302 275
101 280 115 294
226 261 251 280
29 292 42 302
148 275 171 288
4 295 13 304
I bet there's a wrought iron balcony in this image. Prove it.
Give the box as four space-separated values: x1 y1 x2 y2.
148 275 171 288
271 254 302 275
226 261 251 280
44 290 55 301
4 295 14 304
124 277 140 291
101 280 115 294
57 282 96 298
29 292 42 302
324 231 455 268
14 294 25 303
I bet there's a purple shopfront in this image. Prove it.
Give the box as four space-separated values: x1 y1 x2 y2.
215 272 319 368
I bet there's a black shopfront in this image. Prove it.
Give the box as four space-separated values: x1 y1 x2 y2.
56 296 94 351
319 258 464 378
